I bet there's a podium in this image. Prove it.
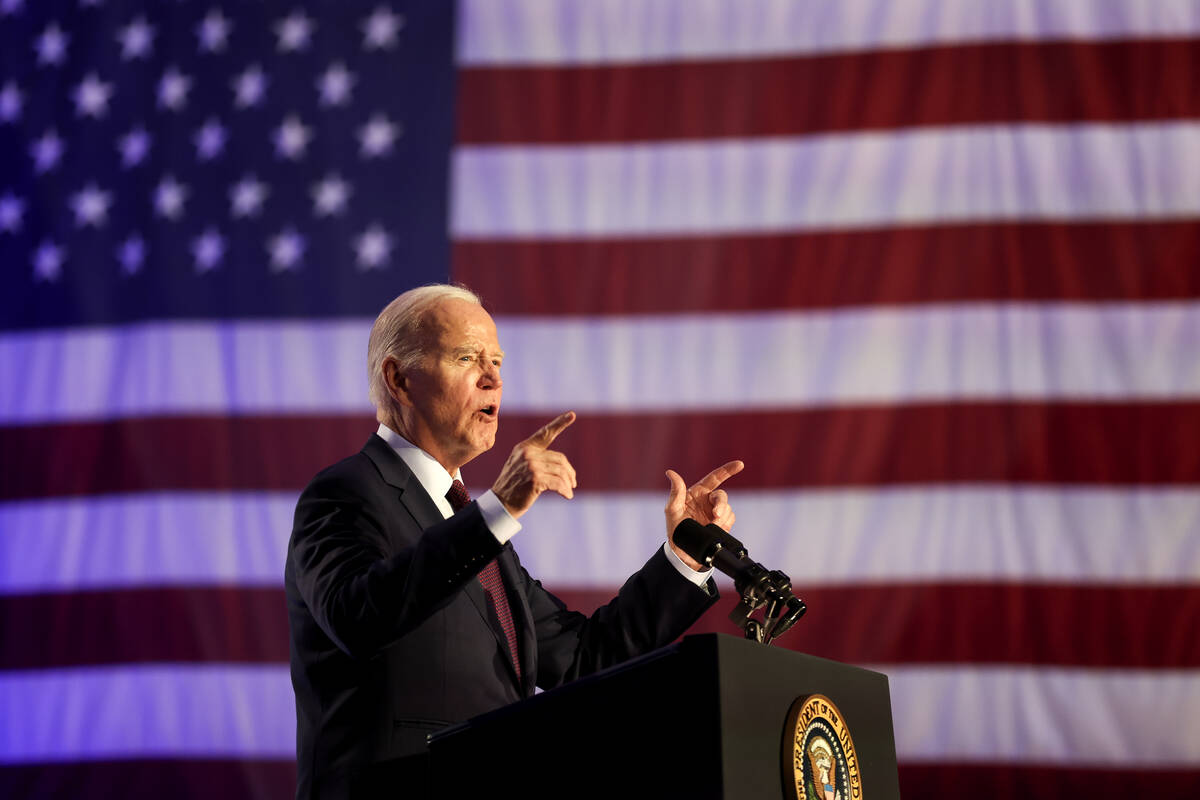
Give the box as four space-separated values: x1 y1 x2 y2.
428 633 900 799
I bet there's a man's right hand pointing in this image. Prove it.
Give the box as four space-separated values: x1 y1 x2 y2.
492 411 578 518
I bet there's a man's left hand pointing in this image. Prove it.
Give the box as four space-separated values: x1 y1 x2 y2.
664 460 744 572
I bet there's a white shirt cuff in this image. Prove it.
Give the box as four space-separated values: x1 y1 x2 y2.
476 489 522 545
663 540 714 587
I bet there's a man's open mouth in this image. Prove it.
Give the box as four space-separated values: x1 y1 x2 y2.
478 404 498 417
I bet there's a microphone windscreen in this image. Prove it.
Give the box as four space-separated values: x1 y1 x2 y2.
708 526 746 559
671 518 721 562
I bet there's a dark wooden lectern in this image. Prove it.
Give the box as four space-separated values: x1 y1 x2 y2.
428 633 900 799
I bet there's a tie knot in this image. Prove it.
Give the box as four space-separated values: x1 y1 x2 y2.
446 479 471 512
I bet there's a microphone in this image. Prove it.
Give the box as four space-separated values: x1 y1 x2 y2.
673 516 746 558
672 519 807 644
672 519 762 588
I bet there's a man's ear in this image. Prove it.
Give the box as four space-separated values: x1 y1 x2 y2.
382 356 414 408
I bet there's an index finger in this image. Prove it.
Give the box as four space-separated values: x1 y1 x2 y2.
691 460 745 492
526 411 577 448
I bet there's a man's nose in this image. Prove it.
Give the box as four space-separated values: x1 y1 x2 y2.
480 362 502 389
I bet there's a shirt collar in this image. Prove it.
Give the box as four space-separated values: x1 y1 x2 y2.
376 423 460 519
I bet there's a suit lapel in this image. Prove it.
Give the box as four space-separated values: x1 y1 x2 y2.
362 434 526 692
363 434 444 532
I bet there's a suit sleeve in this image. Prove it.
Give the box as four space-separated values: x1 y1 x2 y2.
515 545 719 690
287 468 502 661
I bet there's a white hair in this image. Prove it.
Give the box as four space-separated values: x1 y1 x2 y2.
367 284 482 419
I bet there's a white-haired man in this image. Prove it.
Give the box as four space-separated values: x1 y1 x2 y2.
285 284 741 798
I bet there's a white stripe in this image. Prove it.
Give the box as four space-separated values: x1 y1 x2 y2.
459 0 1200 65
5 301 1200 423
0 319 372 423
452 122 1200 238
494 303 1200 411
5 487 1198 593
512 487 1200 587
0 664 293 763
0 493 296 594
885 666 1200 765
1 663 1196 764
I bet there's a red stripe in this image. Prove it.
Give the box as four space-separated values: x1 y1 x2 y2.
456 221 1200 314
458 39 1200 143
0 761 1193 800
0 760 294 800
4 403 1200 499
551 583 1200 668
0 414 371 499
476 404 1200 491
6 583 1198 669
0 587 288 669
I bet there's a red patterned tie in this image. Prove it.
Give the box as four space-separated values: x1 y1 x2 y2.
446 480 521 681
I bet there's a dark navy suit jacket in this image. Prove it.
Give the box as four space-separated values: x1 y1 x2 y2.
285 434 718 798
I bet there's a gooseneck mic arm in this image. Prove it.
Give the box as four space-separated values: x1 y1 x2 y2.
672 519 806 645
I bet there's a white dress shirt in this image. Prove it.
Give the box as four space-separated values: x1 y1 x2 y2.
376 423 712 586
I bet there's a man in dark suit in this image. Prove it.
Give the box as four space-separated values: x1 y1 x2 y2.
285 284 742 798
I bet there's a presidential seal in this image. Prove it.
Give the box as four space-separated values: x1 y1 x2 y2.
782 694 862 800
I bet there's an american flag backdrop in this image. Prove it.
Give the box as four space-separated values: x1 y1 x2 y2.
2 1 1200 798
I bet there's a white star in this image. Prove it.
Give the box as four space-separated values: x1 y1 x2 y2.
33 241 65 282
1 0 26 17
196 8 232 53
30 129 64 173
273 114 311 160
0 80 22 123
69 183 112 228
362 6 403 50
358 114 401 158
268 228 305 272
191 228 225 273
275 11 314 53
317 62 355 107
230 175 268 218
194 118 226 160
118 126 151 168
0 192 24 233
354 224 393 270
311 174 351 216
116 16 154 60
154 176 188 220
35 23 69 66
117 235 145 275
72 72 113 118
232 64 268 108
158 67 191 111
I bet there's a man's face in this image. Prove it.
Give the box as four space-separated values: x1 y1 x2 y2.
395 298 504 472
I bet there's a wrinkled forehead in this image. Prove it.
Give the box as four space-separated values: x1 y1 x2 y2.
424 298 501 351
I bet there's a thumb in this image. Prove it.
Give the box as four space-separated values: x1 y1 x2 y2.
664 469 687 514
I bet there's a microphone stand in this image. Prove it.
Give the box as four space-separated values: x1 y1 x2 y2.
673 520 807 645
727 563 806 645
